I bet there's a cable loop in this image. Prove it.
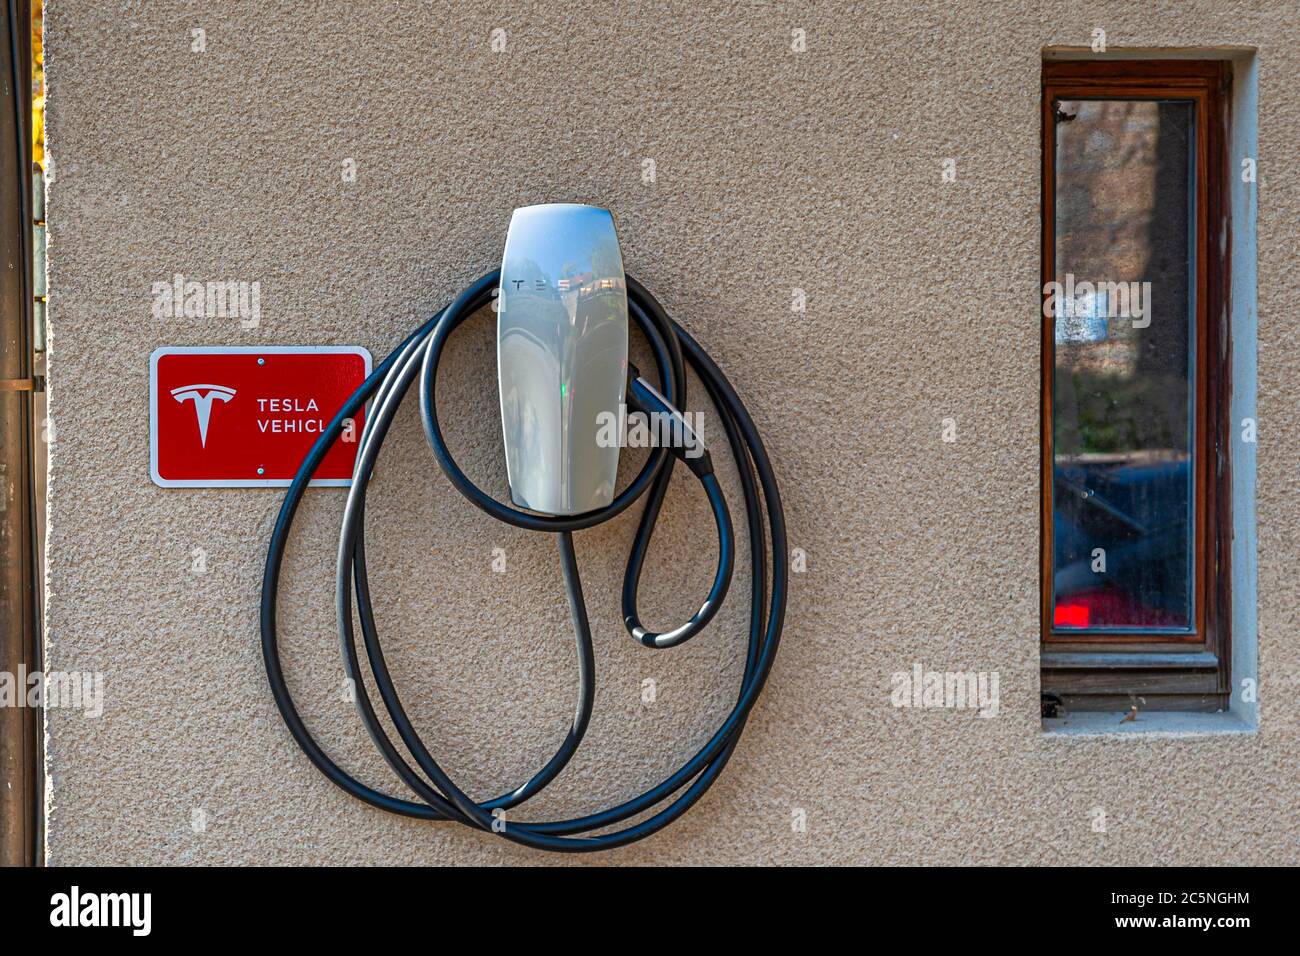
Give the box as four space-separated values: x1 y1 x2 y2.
260 272 787 852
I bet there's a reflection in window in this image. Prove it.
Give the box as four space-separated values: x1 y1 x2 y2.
1050 100 1195 631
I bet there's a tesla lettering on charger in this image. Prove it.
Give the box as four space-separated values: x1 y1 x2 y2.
150 346 371 487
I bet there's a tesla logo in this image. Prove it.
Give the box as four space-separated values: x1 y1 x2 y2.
171 383 236 447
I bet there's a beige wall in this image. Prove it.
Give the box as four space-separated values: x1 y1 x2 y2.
41 1 1297 865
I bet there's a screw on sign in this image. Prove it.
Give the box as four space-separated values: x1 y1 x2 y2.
150 346 371 487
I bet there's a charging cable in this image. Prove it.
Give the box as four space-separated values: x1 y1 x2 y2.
261 271 786 852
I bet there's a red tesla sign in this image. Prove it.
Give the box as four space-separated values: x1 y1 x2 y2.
150 346 371 487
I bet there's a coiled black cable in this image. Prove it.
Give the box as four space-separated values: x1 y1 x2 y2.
261 271 786 852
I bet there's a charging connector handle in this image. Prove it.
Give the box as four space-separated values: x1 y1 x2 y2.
626 365 714 479
261 271 787 853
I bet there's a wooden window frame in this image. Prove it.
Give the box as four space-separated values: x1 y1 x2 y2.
1040 60 1233 711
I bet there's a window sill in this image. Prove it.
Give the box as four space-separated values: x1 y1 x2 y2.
1041 651 1219 668
1042 709 1256 739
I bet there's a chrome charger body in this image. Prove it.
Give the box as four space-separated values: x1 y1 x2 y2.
261 206 786 852
498 204 628 516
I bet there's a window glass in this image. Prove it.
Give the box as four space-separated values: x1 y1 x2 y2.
1051 99 1195 631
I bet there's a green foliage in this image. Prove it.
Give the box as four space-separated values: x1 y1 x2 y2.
1054 369 1188 455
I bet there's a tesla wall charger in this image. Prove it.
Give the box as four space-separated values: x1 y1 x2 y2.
262 203 787 853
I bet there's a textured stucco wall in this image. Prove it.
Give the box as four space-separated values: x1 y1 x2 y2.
41 2 1297 865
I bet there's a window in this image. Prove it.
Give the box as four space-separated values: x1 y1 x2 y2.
1041 60 1232 712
